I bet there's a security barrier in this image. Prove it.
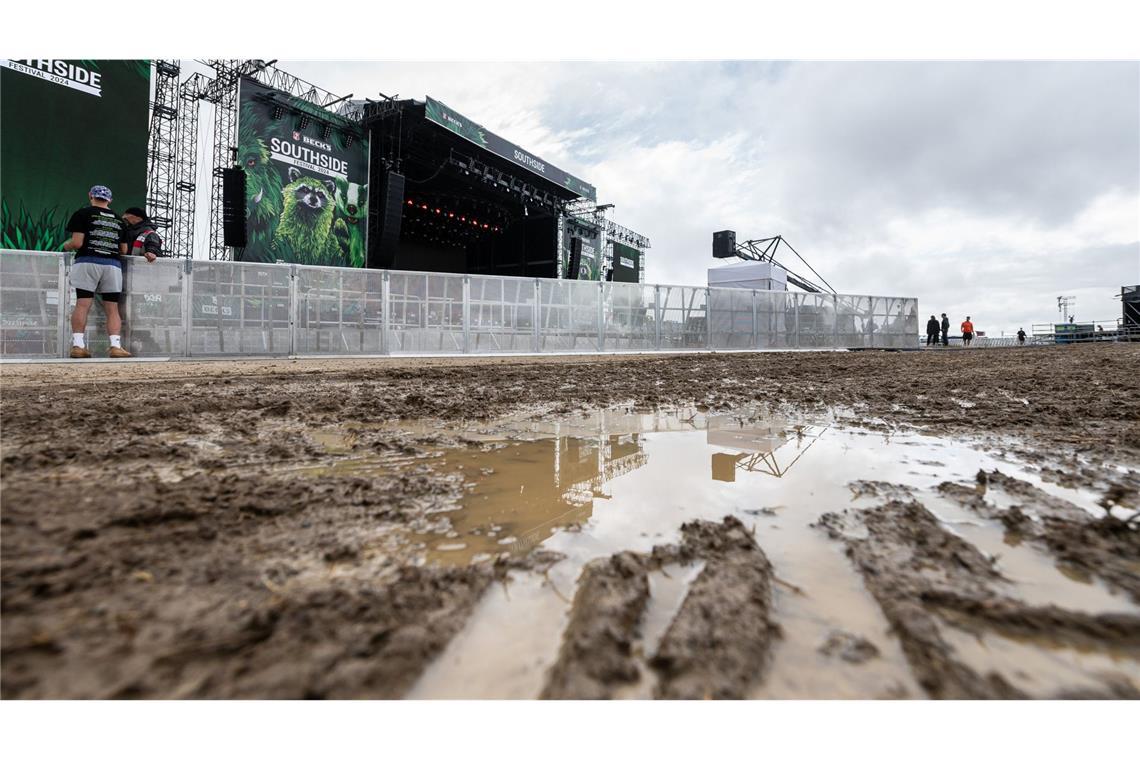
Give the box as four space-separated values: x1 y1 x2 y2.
0 250 920 359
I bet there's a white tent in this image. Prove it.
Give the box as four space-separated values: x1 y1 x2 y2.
707 260 788 291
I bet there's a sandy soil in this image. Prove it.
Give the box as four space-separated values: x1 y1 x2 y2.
2 344 1139 698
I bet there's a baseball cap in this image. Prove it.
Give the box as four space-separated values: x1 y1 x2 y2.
89 185 113 201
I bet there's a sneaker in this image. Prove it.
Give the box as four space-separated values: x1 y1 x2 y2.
69 346 91 359
108 346 132 359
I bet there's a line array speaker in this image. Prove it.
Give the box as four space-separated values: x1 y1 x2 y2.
222 168 247 248
368 171 404 269
566 236 582 280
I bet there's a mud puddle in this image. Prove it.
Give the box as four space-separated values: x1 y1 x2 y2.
292 407 1139 698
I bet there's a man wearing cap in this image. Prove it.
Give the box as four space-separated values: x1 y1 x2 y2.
120 207 163 262
62 185 134 358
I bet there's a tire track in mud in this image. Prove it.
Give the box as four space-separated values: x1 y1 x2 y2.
939 471 1140 604
540 517 777 700
540 552 651 699
816 498 1140 699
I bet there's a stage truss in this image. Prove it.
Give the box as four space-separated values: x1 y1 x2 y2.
150 59 363 260
146 59 650 275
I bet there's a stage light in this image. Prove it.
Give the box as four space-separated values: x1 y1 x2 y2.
321 123 333 140
270 104 285 120
406 200 414 206
345 133 354 147
298 114 310 130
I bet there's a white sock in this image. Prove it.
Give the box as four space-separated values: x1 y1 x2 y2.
109 335 122 349
73 333 85 348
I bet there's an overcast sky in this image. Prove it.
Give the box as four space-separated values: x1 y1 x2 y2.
282 61 1139 334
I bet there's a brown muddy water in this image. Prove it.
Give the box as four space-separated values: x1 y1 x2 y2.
288 408 1139 699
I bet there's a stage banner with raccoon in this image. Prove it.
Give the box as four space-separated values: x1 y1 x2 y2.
1 60 150 251
237 78 369 267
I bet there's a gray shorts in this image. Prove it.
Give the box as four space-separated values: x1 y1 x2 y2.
71 262 123 294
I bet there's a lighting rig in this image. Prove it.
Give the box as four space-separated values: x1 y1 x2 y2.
448 152 564 216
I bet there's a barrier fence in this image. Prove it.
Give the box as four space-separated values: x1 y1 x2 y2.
1 250 919 359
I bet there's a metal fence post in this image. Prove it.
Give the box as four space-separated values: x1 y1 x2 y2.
288 264 298 357
462 275 471 354
654 285 662 351
833 294 840 349
533 278 541 353
381 270 391 355
752 290 759 350
56 255 69 358
182 258 193 357
794 295 801 349
597 281 605 352
706 288 712 350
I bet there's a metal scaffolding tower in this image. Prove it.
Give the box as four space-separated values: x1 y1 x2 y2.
145 60 181 234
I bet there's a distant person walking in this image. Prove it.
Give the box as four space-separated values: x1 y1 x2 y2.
940 313 950 346
1017 327 1026 345
926 315 940 346
120 207 163 261
961 316 975 346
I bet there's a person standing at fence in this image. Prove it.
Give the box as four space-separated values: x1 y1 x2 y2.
1017 327 1026 345
120 207 163 262
62 185 130 358
926 315 940 346
961 316 975 346
940 313 950 346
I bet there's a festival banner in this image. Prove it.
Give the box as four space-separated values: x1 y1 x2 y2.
424 96 596 202
1 60 150 251
237 78 369 267
611 241 642 283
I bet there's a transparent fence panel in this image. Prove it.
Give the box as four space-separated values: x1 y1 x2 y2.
658 285 708 350
875 296 918 349
469 274 536 353
296 266 385 355
794 293 838 349
118 258 185 356
602 282 656 351
539 279 601 352
388 271 467 354
836 295 874 349
190 260 291 355
1 251 62 357
755 290 792 349
708 287 754 349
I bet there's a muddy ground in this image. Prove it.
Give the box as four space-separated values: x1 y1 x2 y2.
2 344 1139 698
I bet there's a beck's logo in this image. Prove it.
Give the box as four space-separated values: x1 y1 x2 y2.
293 131 301 140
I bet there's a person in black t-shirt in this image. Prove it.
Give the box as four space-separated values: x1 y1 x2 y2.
63 185 132 358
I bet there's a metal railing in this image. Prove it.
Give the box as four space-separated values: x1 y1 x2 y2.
1 250 919 359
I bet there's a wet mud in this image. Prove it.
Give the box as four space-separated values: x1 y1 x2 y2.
3 344 1139 699
817 499 1140 699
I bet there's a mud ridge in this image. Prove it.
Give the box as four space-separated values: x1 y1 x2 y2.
649 517 778 699
940 472 1140 603
541 552 651 700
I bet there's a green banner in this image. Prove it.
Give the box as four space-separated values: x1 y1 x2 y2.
1 60 150 251
611 241 642 283
237 78 369 267
424 96 596 202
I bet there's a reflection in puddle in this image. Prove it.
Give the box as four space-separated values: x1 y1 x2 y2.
300 406 1138 698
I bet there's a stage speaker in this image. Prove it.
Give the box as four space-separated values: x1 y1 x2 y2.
368 171 404 269
222 168 247 248
566 236 582 280
713 229 736 258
